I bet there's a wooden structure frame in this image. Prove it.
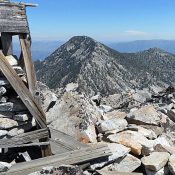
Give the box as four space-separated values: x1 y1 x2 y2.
0 1 51 157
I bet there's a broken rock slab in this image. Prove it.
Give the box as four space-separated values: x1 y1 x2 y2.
0 118 18 129
102 154 141 172
0 86 6 96
0 102 27 112
168 154 175 175
141 152 170 171
127 105 160 125
90 143 130 170
96 118 128 133
108 130 154 155
80 124 97 143
0 78 9 86
13 113 30 122
145 166 169 175
132 89 152 103
0 161 12 173
127 124 157 139
47 91 101 142
0 130 8 137
102 110 127 120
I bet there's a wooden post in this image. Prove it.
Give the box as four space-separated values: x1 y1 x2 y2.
1 33 13 56
19 34 52 157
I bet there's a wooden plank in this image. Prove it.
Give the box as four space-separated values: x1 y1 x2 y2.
19 34 52 157
0 26 29 33
97 170 143 175
0 128 49 148
2 144 112 175
0 2 38 7
6 142 50 148
0 51 46 128
1 33 13 55
19 34 37 96
0 5 29 33
50 128 88 154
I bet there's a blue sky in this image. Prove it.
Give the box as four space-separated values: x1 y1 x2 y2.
17 0 175 42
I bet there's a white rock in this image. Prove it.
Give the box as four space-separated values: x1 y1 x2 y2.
0 102 27 112
80 124 97 143
141 152 170 171
0 78 9 86
0 130 8 137
0 162 11 172
0 118 18 129
133 90 151 103
0 86 6 96
128 124 157 139
99 105 112 114
103 154 141 172
90 143 130 170
96 118 128 133
168 154 175 175
5 55 18 66
145 166 169 175
13 113 30 122
108 130 154 155
65 83 78 92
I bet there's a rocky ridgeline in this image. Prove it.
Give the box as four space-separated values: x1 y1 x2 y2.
0 55 35 172
33 83 175 175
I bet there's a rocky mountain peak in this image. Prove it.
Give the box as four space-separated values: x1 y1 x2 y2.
36 36 175 96
143 47 171 57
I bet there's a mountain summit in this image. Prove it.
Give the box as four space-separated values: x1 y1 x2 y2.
36 36 175 96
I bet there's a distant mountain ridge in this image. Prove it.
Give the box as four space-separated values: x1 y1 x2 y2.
35 36 175 96
14 39 175 61
108 40 175 54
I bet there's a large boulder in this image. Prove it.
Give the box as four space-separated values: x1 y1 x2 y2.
46 91 101 143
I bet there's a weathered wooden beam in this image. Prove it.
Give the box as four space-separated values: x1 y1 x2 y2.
0 128 49 148
0 5 29 33
19 34 52 157
19 34 37 96
0 51 46 128
1 33 13 55
0 2 38 7
2 144 112 175
97 170 143 175
50 128 88 154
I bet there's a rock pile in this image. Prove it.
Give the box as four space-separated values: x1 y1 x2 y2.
0 55 35 172
38 83 175 175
